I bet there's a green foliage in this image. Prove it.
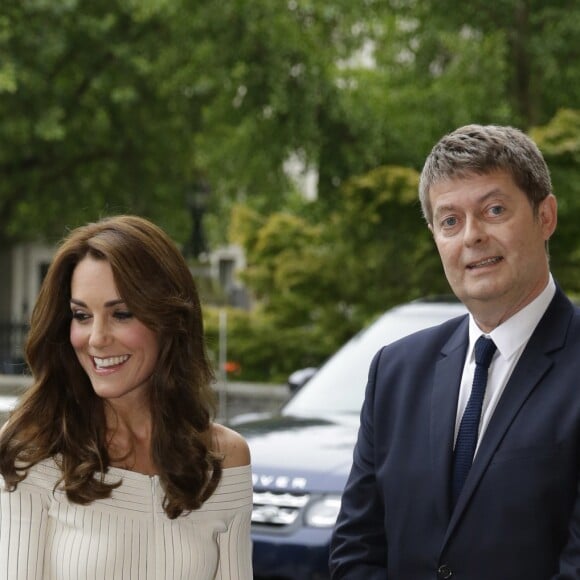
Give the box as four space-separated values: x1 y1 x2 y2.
2 0 579 244
2 0 580 382
369 14 513 167
186 0 391 214
324 165 449 320
226 165 450 381
0 0 195 243
226 201 363 380
531 109 580 164
386 0 580 128
531 109 580 292
222 113 580 381
203 305 335 384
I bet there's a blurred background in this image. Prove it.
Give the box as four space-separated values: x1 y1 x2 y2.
1 0 579 383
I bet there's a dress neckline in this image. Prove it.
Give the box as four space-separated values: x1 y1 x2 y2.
105 463 250 481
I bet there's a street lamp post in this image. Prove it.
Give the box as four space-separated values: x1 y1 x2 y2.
185 179 211 261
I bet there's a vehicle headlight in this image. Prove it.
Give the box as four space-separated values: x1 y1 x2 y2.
304 495 342 528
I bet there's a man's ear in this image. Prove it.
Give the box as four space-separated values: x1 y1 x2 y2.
539 194 557 240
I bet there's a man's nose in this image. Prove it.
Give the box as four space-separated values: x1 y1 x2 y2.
464 216 487 246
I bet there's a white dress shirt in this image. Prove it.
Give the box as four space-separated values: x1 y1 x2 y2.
454 275 556 453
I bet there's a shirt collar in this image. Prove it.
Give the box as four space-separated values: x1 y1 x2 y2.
468 274 556 361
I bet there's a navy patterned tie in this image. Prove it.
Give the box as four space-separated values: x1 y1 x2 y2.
451 336 497 507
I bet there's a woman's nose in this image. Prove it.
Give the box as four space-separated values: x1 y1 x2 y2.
88 320 112 348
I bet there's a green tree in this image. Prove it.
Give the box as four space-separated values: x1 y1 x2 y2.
0 0 383 242
193 0 517 210
225 110 580 380
2 0 578 243
324 165 448 321
183 0 392 214
202 204 342 382
531 109 580 293
226 165 449 380
382 0 580 129
0 0 201 243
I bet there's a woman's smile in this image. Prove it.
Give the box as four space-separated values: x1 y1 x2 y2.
70 256 159 403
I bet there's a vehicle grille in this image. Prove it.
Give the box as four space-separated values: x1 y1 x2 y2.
252 490 310 527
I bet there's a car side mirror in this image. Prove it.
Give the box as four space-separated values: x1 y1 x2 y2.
287 367 318 394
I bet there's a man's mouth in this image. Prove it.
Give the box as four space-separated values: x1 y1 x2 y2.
92 355 130 370
466 256 503 270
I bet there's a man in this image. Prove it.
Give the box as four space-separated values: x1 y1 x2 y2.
329 124 580 579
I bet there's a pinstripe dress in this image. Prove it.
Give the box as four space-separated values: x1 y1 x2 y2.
0 458 253 579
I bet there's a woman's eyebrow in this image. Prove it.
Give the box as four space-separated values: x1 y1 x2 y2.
70 298 125 307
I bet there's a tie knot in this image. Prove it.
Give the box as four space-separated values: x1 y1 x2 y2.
474 336 497 368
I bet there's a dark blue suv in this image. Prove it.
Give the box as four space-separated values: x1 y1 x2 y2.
231 299 467 579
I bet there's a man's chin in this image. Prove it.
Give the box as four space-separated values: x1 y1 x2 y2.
456 279 506 304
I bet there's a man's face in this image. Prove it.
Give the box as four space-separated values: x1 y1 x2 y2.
428 170 557 330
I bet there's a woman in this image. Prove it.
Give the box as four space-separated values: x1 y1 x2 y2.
0 215 253 579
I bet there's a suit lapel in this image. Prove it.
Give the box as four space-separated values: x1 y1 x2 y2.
430 318 469 523
442 288 573 546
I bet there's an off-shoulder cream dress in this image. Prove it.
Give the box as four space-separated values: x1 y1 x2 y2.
0 458 253 579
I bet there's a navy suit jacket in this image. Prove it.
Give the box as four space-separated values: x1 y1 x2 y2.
330 288 580 579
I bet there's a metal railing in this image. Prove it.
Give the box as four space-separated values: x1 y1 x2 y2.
0 322 29 374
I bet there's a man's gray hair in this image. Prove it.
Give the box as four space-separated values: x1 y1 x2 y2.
419 124 552 225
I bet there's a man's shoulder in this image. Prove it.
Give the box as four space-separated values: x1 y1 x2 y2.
395 312 468 347
374 312 468 367
547 286 580 328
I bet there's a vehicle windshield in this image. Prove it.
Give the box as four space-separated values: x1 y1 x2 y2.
283 301 467 417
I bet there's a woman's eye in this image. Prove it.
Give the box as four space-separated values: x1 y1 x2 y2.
114 311 134 321
71 311 89 322
490 205 504 216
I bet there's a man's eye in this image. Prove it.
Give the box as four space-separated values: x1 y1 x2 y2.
490 205 504 216
442 216 457 228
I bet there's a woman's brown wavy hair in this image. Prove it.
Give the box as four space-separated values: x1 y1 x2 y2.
0 215 222 518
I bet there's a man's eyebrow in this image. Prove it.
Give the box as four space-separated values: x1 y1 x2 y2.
433 187 506 218
70 298 126 307
480 187 504 200
433 204 455 217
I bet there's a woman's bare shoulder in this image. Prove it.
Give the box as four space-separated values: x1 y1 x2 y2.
211 423 251 468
